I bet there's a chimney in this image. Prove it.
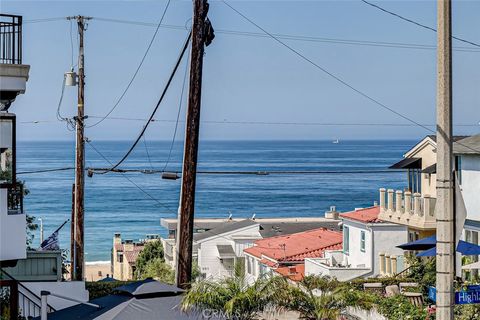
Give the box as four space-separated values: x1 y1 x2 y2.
113 233 122 245
325 206 339 220
124 239 134 252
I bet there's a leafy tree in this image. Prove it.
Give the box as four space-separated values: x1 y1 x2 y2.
182 262 286 320
140 258 175 284
377 294 430 320
278 275 376 320
134 240 165 279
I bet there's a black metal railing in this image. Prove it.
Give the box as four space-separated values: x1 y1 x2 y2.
0 14 22 64
7 183 23 214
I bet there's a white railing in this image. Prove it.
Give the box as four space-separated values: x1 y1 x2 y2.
379 188 436 229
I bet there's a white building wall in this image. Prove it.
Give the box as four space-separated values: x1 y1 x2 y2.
304 258 370 281
196 225 261 280
460 155 480 222
339 219 408 279
343 220 371 269
371 224 408 276
0 188 26 261
244 254 262 284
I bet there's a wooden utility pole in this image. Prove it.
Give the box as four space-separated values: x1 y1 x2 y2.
176 0 211 288
68 15 90 281
435 0 454 319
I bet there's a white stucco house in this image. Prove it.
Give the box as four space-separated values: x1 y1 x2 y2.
454 135 480 249
194 219 262 280
305 206 408 281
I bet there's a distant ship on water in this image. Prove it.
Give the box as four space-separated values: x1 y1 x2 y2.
332 139 340 144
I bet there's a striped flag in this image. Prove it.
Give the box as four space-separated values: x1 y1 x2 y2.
39 220 68 251
40 230 59 250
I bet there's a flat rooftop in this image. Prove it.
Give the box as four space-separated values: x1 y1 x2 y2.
161 216 340 229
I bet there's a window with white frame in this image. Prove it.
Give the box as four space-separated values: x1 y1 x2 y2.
343 226 349 254
360 231 366 252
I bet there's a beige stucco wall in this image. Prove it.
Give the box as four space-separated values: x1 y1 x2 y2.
405 138 437 197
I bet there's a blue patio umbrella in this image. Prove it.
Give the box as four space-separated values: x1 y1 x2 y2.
417 240 480 257
397 235 436 251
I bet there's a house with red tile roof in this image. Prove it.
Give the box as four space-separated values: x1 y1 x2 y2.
243 228 342 283
112 233 152 281
304 206 408 281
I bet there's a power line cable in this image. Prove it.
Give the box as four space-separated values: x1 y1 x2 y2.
222 1 435 134
17 167 399 175
360 0 480 48
223 1 480 155
90 16 480 53
86 0 172 128
96 31 192 174
83 116 480 128
162 49 190 172
23 17 66 24
88 168 396 175
142 130 155 170
55 75 76 131
17 167 75 175
86 140 176 213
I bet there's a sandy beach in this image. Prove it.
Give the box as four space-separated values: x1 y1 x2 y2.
85 262 112 282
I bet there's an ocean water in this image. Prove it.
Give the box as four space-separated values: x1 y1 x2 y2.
17 140 413 261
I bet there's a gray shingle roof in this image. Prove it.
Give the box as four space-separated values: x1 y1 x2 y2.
193 219 258 242
259 221 340 238
453 134 480 155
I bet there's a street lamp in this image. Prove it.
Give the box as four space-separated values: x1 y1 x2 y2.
0 112 16 188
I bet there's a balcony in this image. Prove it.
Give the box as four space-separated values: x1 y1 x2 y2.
2 251 63 281
1 14 29 110
378 188 436 230
304 251 371 282
0 14 22 65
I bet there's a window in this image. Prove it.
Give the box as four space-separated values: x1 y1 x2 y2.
360 231 366 252
117 253 123 263
343 226 349 254
247 257 252 274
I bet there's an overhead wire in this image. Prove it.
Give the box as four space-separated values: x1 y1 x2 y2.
23 17 66 24
88 168 395 175
142 131 155 170
55 75 76 131
83 116 480 128
162 47 190 172
96 31 192 174
222 1 436 134
222 0 480 156
90 16 480 53
17 167 75 175
360 0 480 48
86 0 172 128
86 140 177 213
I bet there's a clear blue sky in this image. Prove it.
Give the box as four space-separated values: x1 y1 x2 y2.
4 0 480 141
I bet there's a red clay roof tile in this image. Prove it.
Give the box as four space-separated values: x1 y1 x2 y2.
244 228 342 263
340 206 382 224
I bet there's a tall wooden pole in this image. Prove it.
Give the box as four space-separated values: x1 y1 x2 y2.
176 0 208 288
71 15 89 281
436 0 454 318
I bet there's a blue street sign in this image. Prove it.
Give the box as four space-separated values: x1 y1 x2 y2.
429 286 480 305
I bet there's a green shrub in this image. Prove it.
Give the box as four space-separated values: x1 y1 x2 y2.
377 294 431 320
86 281 134 300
